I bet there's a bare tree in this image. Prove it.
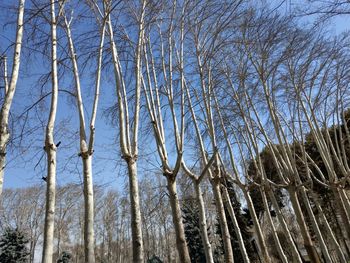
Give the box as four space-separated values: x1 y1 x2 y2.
0 0 25 196
102 0 147 261
60 2 106 261
141 1 193 260
42 0 59 262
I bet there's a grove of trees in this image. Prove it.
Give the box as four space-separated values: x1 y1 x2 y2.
1 0 350 262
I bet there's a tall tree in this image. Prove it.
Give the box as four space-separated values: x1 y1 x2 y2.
60 2 106 261
141 1 191 261
42 0 59 262
102 1 147 261
0 0 25 196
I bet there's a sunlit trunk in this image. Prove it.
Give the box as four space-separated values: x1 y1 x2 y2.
42 0 58 261
288 188 321 263
82 155 95 263
260 187 288 263
0 0 25 196
127 158 144 263
42 145 57 263
243 189 271 263
212 179 234 263
266 187 303 263
167 176 191 263
194 181 214 263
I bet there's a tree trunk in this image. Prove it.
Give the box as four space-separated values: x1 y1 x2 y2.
222 187 250 263
212 179 234 263
166 175 191 263
0 0 25 196
0 152 7 197
29 240 34 263
330 199 350 257
127 158 144 263
57 226 61 258
267 188 303 263
42 145 56 263
260 187 288 263
337 188 350 233
42 0 58 261
298 187 332 263
194 181 214 263
339 188 350 217
288 188 321 263
310 191 347 263
82 155 95 263
243 189 271 263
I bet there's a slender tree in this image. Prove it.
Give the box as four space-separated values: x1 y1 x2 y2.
60 3 106 261
0 0 25 196
103 1 147 261
41 0 59 262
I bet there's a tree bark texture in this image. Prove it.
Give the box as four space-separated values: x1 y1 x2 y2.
127 159 144 263
288 188 321 263
212 179 234 263
167 175 191 263
194 181 214 263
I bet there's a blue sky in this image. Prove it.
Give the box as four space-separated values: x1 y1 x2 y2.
1 0 350 191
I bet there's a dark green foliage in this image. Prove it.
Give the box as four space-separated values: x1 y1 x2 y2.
247 146 286 219
57 251 72 263
215 178 258 262
182 198 207 263
0 228 29 263
245 109 350 256
147 255 163 263
266 230 294 260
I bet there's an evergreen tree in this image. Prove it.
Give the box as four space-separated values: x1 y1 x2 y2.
215 178 258 262
57 251 72 263
247 146 286 220
0 227 29 263
182 198 207 263
147 255 163 263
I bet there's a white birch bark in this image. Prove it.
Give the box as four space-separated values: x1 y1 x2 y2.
243 189 272 263
141 5 191 260
181 81 216 263
82 156 95 263
166 176 191 263
309 190 347 262
266 187 303 263
259 187 289 263
0 0 25 196
42 0 58 261
212 179 234 263
222 187 250 263
194 181 214 263
288 187 321 263
105 1 146 261
125 159 143 262
62 7 107 262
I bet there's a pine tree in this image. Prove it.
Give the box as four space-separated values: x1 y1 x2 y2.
57 251 72 263
147 255 163 263
215 179 258 262
182 198 207 263
0 228 29 263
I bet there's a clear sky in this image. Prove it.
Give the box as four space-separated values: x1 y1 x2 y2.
1 0 350 192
